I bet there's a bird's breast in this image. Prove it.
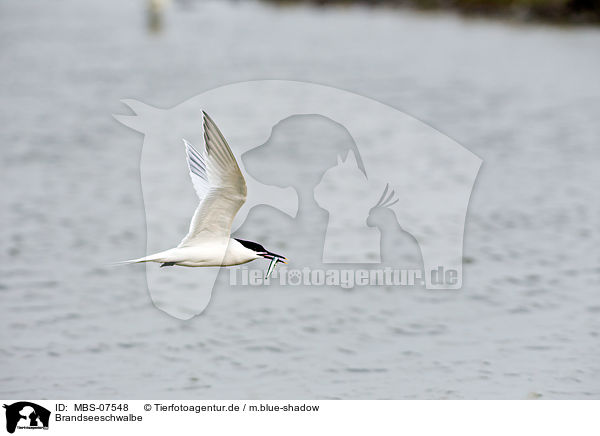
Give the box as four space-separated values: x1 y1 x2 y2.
174 239 257 267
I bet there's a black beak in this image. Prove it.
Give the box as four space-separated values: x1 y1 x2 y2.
260 251 287 264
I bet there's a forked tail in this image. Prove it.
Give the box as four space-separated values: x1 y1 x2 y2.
113 252 165 266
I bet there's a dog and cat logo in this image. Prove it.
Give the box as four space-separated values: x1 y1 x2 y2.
3 402 50 433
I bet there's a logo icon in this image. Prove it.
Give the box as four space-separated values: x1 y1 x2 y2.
115 80 481 319
3 402 50 434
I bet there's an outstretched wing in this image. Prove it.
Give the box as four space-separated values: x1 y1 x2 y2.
178 112 247 246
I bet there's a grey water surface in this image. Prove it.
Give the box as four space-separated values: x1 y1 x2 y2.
1 0 599 398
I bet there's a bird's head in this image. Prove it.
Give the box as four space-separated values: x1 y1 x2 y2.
235 238 287 280
234 238 287 263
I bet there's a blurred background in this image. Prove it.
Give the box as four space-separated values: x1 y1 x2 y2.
1 0 599 399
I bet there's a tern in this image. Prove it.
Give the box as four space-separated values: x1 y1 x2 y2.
122 112 287 278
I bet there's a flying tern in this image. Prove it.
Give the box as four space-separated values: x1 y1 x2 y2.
122 112 287 279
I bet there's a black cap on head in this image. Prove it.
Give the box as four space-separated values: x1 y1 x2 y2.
235 238 286 260
235 238 267 253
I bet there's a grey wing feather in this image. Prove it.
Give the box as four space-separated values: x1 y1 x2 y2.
179 112 247 246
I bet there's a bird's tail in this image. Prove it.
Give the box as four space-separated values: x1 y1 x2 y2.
113 258 147 266
112 252 165 266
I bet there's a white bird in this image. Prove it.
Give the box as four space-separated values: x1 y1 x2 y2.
122 111 286 278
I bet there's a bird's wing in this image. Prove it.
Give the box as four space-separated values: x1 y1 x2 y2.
178 112 247 246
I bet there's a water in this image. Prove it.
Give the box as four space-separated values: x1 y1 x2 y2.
1 0 599 399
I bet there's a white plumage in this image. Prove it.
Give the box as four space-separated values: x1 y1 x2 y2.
122 112 286 275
